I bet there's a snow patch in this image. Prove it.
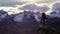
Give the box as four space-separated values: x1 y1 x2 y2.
13 13 24 22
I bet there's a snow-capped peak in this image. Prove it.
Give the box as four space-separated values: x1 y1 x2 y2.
13 13 24 22
49 11 60 18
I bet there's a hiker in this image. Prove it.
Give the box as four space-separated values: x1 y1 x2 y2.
41 12 47 25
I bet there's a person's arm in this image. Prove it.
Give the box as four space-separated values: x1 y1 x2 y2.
46 15 48 19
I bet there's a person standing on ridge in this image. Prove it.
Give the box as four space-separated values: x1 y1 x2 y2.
37 12 47 34
41 12 47 25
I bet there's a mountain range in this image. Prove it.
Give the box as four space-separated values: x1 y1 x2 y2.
0 10 60 34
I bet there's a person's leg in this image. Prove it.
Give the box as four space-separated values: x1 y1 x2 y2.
42 20 44 25
43 19 46 25
40 19 45 25
41 19 42 25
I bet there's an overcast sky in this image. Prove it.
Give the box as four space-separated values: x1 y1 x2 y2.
0 0 60 15
0 0 60 6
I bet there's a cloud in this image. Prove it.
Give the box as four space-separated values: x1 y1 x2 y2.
0 0 59 7
13 0 60 4
0 3 50 15
48 2 60 17
0 6 23 15
1 1 60 15
36 0 57 4
51 2 60 12
20 3 49 12
0 0 26 7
